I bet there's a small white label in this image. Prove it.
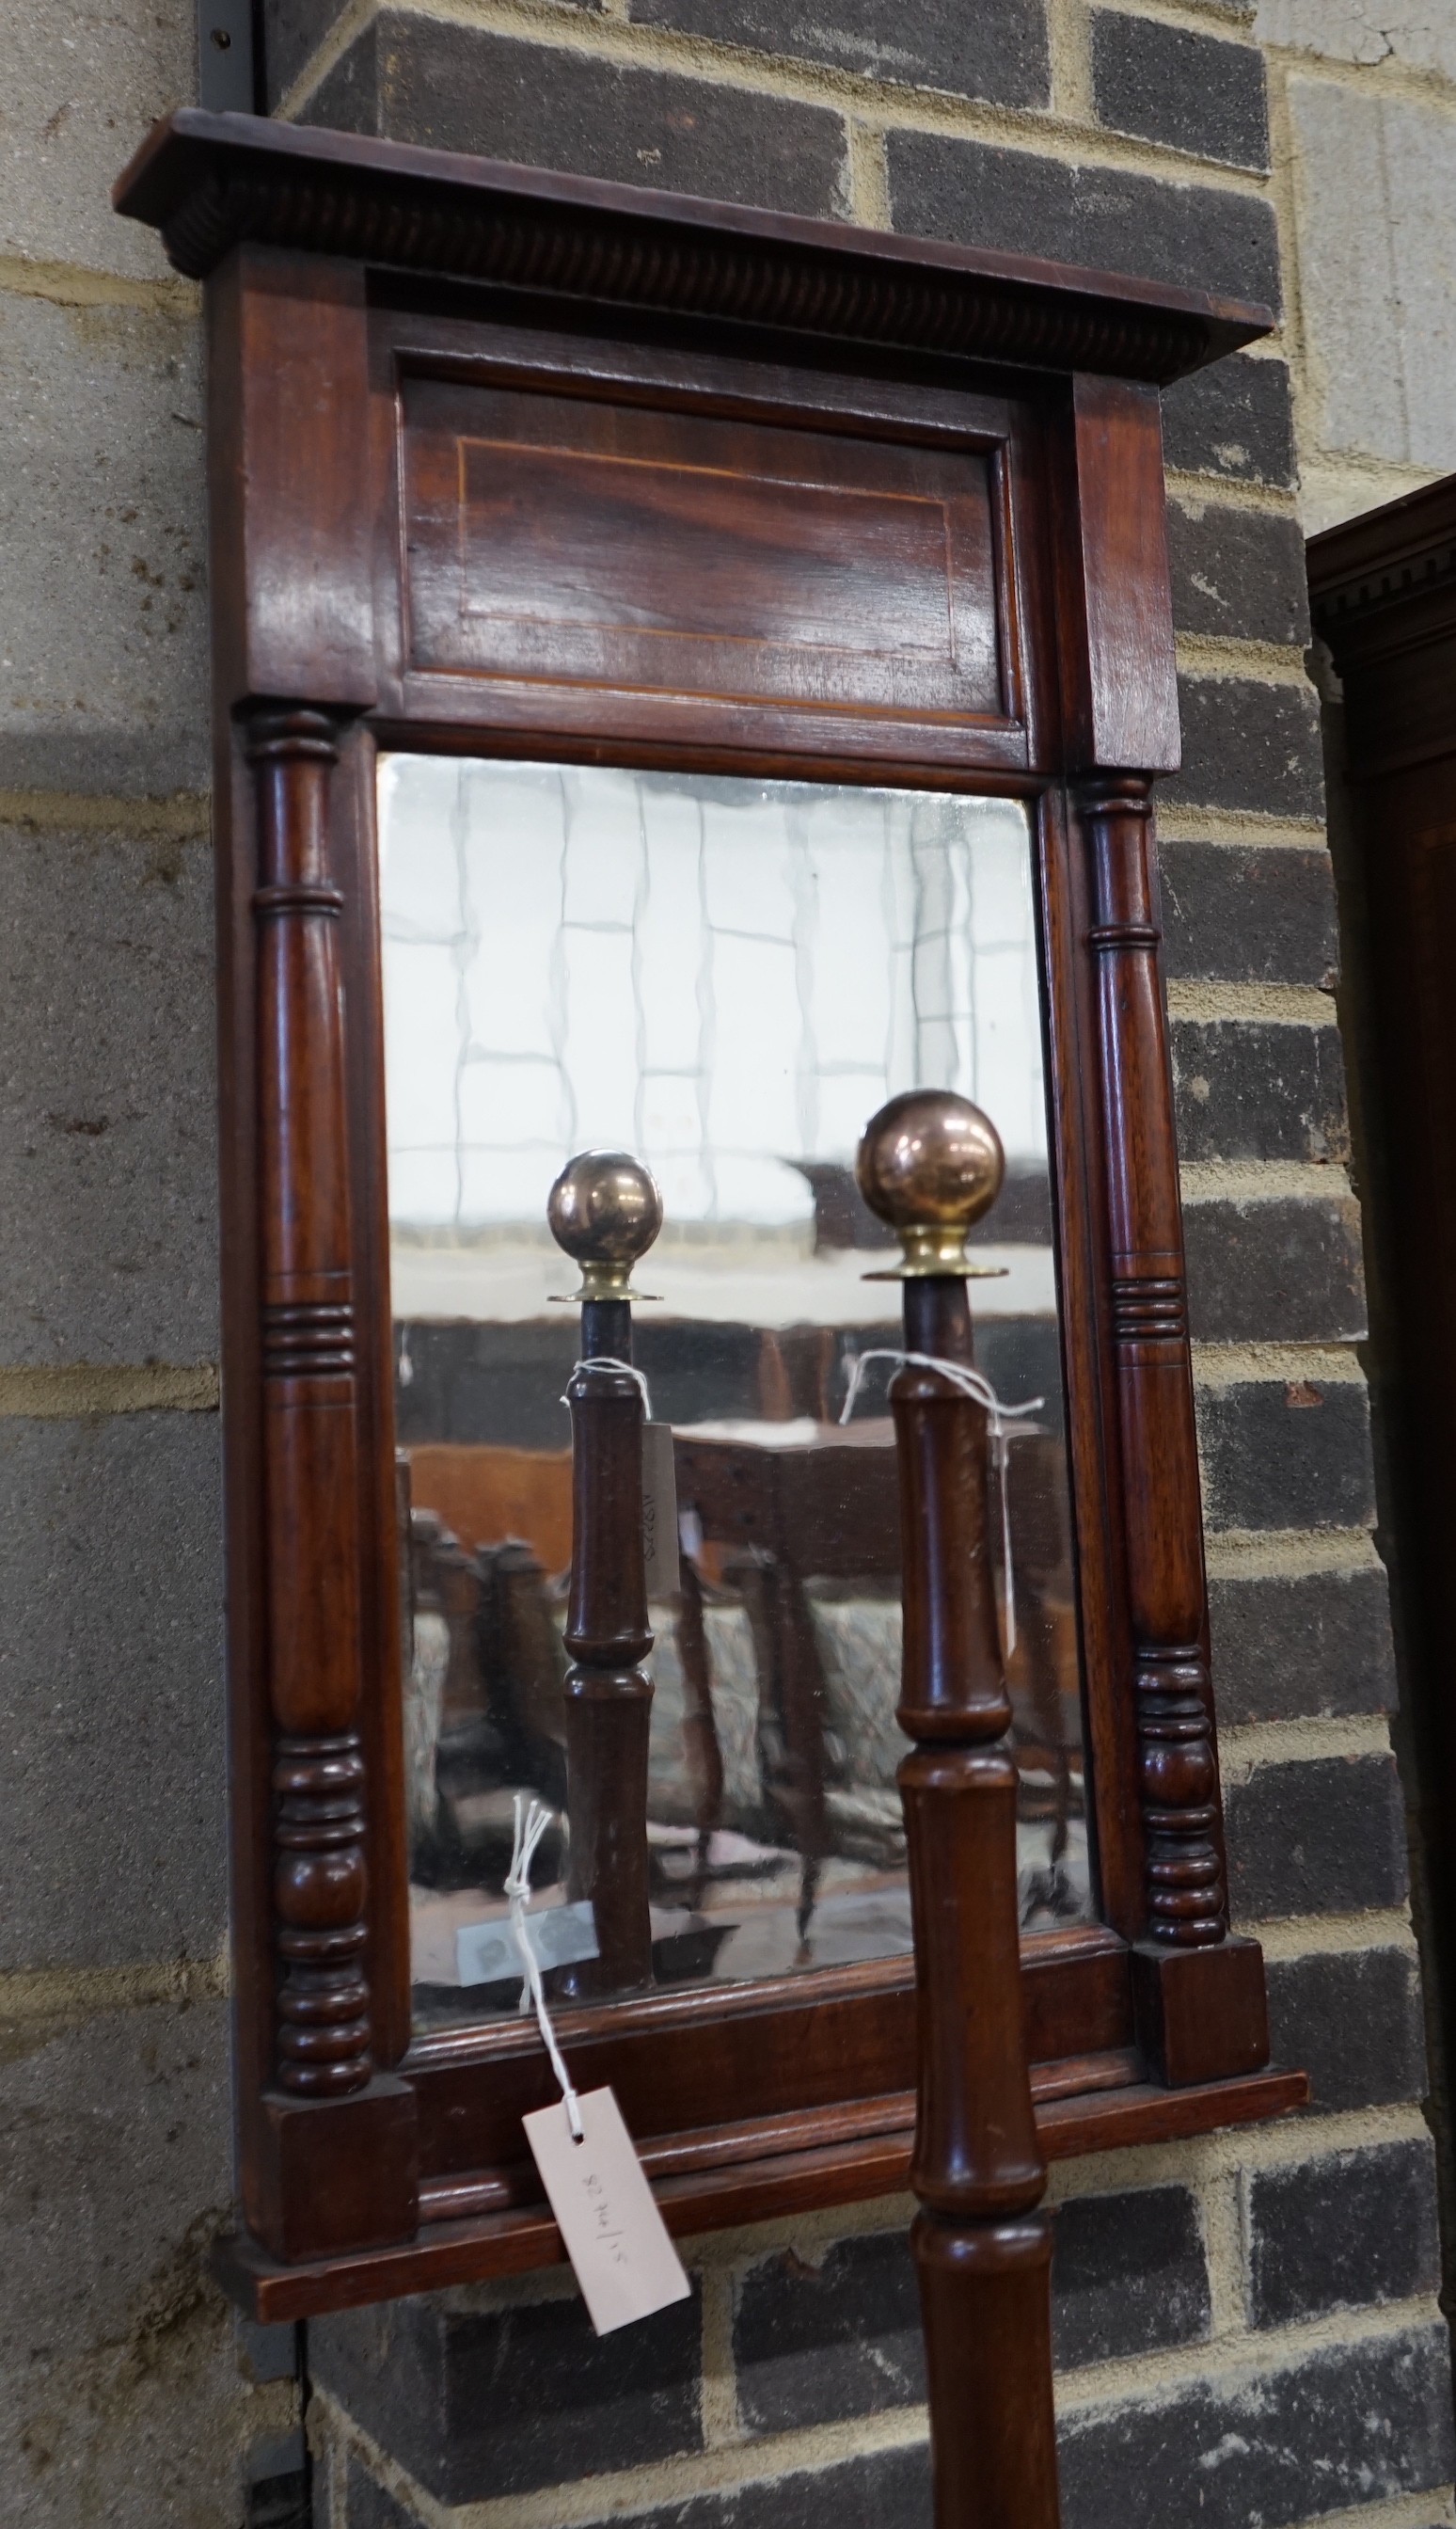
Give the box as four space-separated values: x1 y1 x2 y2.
523 2087 692 2335
641 1423 679 1597
456 1900 598 1988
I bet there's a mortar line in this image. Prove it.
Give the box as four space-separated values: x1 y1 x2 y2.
1165 471 1302 519
1055 2290 1445 2411
0 1363 220 1417
699 2264 743 2449
1176 632 1316 683
1198 2164 1248 2338
844 119 892 229
1218 1711 1391 1768
1046 0 1094 124
1155 806 1326 847
1274 2495 1456 2529
1179 1160 1353 1200
0 788 211 839
1166 977 1336 1020
1202 1522 1382 1576
0 1949 231 2023
1239 1905 1415 1961
1191 1338 1364 1382
0 253 198 315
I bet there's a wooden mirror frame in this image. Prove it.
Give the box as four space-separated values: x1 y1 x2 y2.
116 110 1305 2318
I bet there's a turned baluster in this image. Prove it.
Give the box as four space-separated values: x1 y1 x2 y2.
858 1090 1061 2529
548 1151 663 2001
249 707 372 2101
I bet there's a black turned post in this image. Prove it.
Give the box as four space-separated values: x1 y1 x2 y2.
859 1090 1062 2529
547 1152 663 2002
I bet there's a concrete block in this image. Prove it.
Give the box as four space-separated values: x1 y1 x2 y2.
885 134 1282 308
1092 13 1269 170
0 1411 226 1970
1196 1375 1375 1532
0 1996 244 2529
1211 1562 1397 1725
1257 1 1456 79
2 0 194 281
1285 75 1456 475
1226 1750 1407 1920
0 292 208 795
0 820 216 1365
310 15 850 218
626 0 1051 106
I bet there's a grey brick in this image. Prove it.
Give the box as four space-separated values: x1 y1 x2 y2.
1183 1195 1365 1343
1058 2326 1455 2529
1161 354 1296 488
621 2331 1456 2529
885 134 1281 308
1249 2139 1440 2326
625 0 1050 105
0 1999 243 2529
344 2459 425 2528
1167 502 1310 646
1092 12 1269 170
1267 1946 1427 2110
1196 1376 1375 1532
0 1413 226 1969
0 294 208 796
0 822 216 1365
310 14 849 217
1166 676 1324 821
3 0 192 280
1210 1563 1397 1726
312 2279 704 2505
1160 842 1337 988
1052 2186 1210 2370
626 2445 929 2529
1172 1019 1349 1164
1226 1752 1406 1922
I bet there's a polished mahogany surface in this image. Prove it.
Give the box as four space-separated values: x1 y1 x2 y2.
108 112 1302 2309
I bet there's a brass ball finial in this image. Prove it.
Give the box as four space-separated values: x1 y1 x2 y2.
547 1150 663 1302
856 1090 1005 1280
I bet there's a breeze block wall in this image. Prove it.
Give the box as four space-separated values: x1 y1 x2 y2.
238 3 1455 2525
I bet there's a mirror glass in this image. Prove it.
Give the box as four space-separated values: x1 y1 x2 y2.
379 756 1092 2029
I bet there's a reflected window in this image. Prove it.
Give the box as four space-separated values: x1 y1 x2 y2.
381 758 1091 2026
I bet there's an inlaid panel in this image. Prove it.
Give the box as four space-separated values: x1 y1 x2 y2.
401 378 1008 725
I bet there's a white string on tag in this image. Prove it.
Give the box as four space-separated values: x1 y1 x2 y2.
504 1794 585 2143
840 1350 1043 1659
561 1357 653 1418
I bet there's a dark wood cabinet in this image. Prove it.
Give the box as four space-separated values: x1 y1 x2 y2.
1311 480 1456 2105
113 107 1304 2317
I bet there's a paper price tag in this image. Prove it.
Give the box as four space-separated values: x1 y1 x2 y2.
641 1423 679 1596
523 2087 691 2335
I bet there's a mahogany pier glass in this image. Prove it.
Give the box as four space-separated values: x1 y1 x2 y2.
112 110 1306 2317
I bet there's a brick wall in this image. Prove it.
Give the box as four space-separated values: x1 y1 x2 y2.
2 0 1453 2521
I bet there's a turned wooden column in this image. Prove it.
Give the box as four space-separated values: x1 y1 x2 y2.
548 1151 663 2001
248 707 372 2100
858 1089 1061 2529
1084 776 1226 1953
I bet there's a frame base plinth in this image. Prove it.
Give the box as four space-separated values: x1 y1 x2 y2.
217 2058 1306 2319
1132 1937 1270 2087
253 2076 419 2263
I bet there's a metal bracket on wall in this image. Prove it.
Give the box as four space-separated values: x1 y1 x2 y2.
197 0 259 112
